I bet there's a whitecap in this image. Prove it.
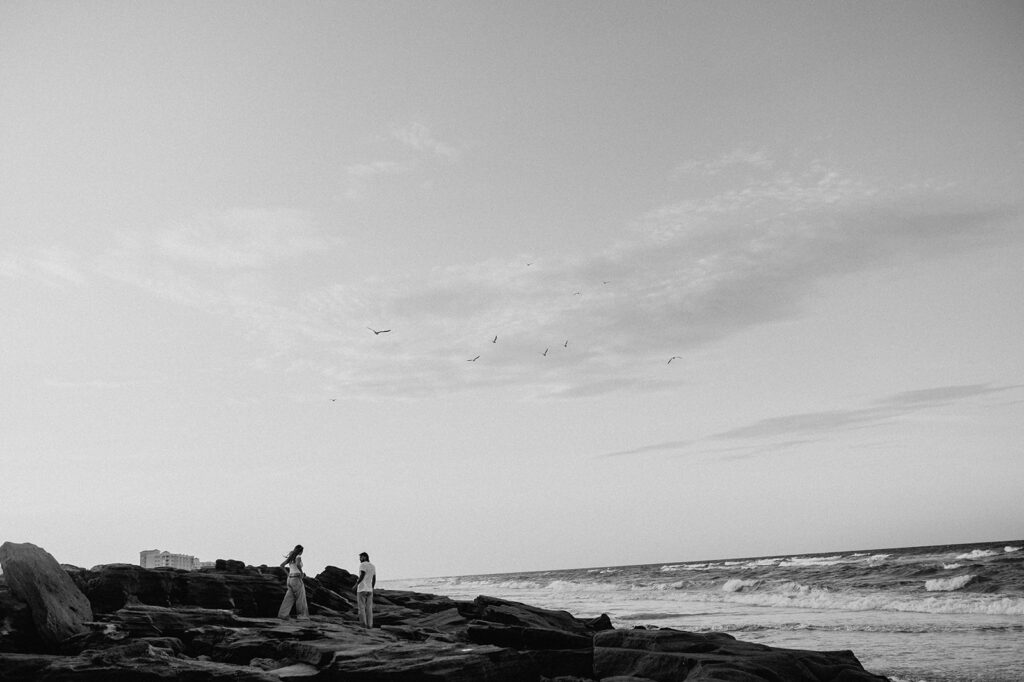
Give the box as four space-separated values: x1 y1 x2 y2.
1004 545 1021 553
660 563 711 572
722 578 760 592
955 549 996 560
925 575 975 592
779 555 844 568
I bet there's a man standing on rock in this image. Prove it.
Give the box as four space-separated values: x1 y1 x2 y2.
355 552 376 628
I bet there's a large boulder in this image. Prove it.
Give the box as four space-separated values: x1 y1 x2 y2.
594 628 890 682
0 576 43 653
0 542 93 647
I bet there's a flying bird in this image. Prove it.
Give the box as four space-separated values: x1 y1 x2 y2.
563 340 568 348
468 356 480 362
668 356 682 364
367 327 391 335
492 336 498 343
542 347 549 357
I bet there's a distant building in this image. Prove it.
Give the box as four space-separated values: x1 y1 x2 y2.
139 549 200 570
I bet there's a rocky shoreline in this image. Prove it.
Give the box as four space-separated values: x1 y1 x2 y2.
0 541 889 681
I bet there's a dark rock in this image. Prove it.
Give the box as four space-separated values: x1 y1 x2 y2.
114 604 242 637
0 642 282 681
403 605 470 635
75 564 179 612
0 652 62 679
594 629 890 682
462 595 601 636
526 647 594 678
0 577 44 653
80 564 290 617
0 542 94 647
585 613 615 631
468 622 593 650
374 588 466 613
314 565 358 594
325 640 541 681
214 559 248 573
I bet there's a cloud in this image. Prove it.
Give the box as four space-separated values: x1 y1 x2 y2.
345 160 417 179
713 384 1022 441
342 160 419 200
156 209 329 269
286 161 1019 399
44 378 133 390
595 439 695 459
0 248 86 287
341 123 458 200
10 159 1018 403
391 122 458 159
91 208 337 324
594 384 1024 459
672 148 774 178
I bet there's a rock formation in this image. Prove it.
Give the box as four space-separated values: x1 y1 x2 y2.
0 542 94 647
0 543 890 681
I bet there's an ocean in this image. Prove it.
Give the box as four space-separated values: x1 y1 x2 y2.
383 540 1024 682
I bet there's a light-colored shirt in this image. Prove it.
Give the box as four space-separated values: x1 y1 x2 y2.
288 556 303 576
357 561 376 592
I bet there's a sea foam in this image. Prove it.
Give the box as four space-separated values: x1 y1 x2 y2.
925 575 976 592
722 578 760 592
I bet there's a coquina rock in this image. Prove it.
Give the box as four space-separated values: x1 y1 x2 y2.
0 545 892 681
0 542 93 648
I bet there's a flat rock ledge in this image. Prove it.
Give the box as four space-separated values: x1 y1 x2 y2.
0 542 890 681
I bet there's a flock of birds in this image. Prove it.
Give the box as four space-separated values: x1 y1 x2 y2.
362 270 685 369
367 328 682 364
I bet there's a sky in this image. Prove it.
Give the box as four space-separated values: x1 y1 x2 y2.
2 1 1022 581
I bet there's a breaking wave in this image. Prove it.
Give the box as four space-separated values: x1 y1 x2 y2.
722 578 761 592
925 575 977 592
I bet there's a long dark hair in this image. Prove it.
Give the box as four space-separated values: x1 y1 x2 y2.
284 544 303 564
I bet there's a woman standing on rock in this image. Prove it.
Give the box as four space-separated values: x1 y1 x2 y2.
277 544 309 620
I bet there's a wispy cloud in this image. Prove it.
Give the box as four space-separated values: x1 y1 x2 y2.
44 378 134 390
8 159 1020 402
345 160 417 179
672 147 774 178
595 439 695 459
281 161 1019 398
391 122 459 159
341 122 456 200
0 247 86 287
594 384 1024 459
342 160 418 200
94 208 335 314
156 209 329 269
